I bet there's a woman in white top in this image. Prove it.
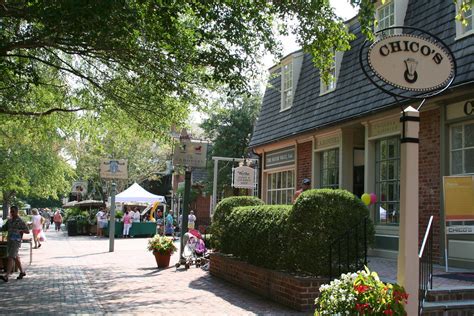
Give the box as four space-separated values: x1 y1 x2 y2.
133 207 141 222
31 208 44 248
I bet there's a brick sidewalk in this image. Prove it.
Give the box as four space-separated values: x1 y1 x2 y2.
0 229 307 315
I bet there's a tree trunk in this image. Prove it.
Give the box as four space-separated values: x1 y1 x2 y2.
2 190 14 219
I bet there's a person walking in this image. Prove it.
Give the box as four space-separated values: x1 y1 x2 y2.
188 210 196 230
165 212 174 236
96 207 106 237
53 210 63 232
1 206 30 282
42 209 51 232
293 178 311 203
31 208 44 249
122 209 132 238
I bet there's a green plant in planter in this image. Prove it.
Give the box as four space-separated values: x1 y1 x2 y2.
147 235 177 255
315 267 407 315
115 210 123 220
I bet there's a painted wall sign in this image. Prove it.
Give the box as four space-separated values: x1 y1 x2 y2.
447 100 474 120
369 119 400 138
264 146 295 169
368 34 454 92
446 225 474 235
233 165 255 189
315 135 340 150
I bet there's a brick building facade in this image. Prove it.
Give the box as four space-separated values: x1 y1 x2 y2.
250 0 474 268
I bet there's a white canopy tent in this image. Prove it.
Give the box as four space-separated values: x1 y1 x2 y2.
115 182 166 204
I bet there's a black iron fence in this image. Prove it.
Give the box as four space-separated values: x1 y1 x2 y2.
418 215 434 315
328 217 368 280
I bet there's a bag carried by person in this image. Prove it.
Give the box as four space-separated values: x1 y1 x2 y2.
39 230 47 242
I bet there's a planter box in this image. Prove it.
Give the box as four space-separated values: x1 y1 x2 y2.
210 253 329 312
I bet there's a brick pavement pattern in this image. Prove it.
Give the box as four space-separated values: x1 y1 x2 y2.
0 229 307 315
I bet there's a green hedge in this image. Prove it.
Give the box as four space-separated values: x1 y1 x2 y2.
213 190 374 276
223 205 292 269
211 196 264 251
285 189 374 275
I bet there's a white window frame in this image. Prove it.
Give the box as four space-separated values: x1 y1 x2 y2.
376 0 395 35
450 120 474 175
266 170 295 205
320 51 343 95
374 136 400 226
455 0 474 39
320 54 337 95
320 147 340 189
281 62 293 111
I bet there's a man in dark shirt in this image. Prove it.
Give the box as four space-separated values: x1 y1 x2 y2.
293 178 311 203
1 205 30 282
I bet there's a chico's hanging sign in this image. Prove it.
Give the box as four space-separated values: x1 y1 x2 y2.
368 33 454 92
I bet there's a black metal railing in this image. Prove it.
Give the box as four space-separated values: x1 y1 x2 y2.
328 217 368 280
418 215 434 316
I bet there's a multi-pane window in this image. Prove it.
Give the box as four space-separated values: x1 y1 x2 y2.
464 7 473 33
375 137 400 225
377 1 395 35
282 63 293 111
267 170 295 205
451 122 474 174
320 148 339 188
321 54 336 94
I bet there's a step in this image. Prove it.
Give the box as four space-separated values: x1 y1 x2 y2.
427 288 474 302
421 299 474 315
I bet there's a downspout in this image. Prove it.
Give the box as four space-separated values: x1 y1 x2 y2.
251 149 262 198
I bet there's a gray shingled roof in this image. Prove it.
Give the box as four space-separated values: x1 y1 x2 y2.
250 0 474 148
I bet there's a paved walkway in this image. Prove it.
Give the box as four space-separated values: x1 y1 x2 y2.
0 229 306 315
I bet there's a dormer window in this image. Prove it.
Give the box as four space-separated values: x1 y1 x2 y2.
320 51 343 95
377 0 395 34
320 54 336 94
455 1 474 39
281 62 293 111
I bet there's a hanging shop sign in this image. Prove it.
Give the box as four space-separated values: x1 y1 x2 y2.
71 181 88 194
232 165 255 189
100 159 128 179
368 33 455 92
173 140 208 168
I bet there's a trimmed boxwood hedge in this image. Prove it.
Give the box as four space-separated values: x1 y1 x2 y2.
211 196 264 251
212 190 374 276
224 205 292 269
285 189 374 275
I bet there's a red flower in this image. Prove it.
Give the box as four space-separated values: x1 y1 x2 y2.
383 309 394 315
354 284 370 293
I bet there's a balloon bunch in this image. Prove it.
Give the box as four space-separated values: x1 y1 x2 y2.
361 193 377 206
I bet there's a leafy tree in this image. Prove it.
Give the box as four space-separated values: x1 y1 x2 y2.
200 91 261 196
64 110 172 201
0 115 75 218
0 1 386 126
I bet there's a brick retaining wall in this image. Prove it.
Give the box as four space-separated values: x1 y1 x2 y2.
210 253 329 312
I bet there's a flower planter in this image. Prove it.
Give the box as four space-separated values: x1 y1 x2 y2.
153 251 171 268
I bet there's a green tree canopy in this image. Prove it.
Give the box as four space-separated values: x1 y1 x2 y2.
0 0 383 128
200 91 261 195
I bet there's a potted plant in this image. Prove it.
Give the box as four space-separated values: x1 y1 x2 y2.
147 235 177 268
315 267 408 315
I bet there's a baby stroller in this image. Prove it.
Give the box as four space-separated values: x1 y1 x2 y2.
175 229 208 270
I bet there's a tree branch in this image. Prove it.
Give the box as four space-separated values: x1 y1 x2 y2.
0 107 86 116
